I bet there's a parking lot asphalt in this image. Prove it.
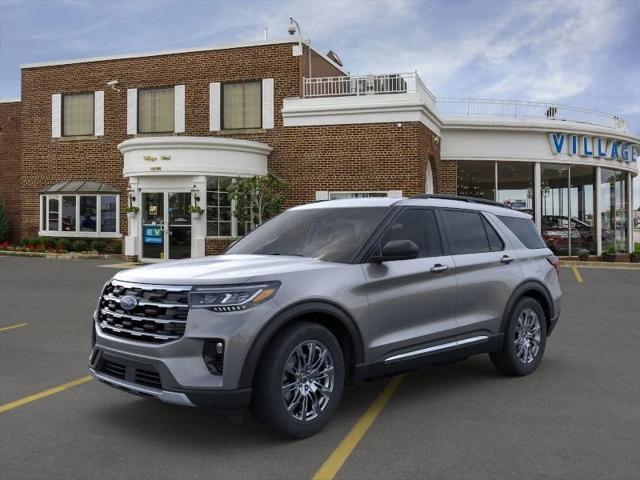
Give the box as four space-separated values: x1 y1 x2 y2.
0 256 639 480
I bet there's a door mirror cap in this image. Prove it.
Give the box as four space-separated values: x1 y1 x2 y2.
372 239 419 262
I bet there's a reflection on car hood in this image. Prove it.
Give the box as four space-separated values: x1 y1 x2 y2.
112 254 336 286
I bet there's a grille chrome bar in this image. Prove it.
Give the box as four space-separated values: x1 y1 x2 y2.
100 309 186 325
102 294 188 309
110 279 192 292
99 322 181 341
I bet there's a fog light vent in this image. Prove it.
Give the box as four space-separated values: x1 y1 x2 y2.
203 340 224 375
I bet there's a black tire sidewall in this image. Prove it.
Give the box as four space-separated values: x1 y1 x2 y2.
253 322 345 439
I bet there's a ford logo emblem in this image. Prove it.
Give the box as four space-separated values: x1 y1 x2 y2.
119 295 138 311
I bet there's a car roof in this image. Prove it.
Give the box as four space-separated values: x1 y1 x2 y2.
290 196 532 219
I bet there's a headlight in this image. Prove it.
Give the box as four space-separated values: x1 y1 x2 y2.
189 283 280 312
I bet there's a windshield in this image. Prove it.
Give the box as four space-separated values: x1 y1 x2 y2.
226 207 389 263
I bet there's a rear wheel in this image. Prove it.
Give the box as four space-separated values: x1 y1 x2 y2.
251 322 345 438
490 297 547 376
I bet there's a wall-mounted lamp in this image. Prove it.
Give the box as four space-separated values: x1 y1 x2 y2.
126 187 136 205
191 185 201 203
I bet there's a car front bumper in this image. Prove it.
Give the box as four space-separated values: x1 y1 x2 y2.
89 347 251 408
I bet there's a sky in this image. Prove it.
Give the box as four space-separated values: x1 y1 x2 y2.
1 0 639 205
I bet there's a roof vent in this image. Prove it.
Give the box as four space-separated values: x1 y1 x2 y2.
326 50 343 67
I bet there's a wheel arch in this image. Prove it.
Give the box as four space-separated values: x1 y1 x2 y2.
501 281 554 334
238 300 365 389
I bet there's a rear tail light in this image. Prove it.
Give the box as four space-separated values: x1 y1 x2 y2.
546 255 561 274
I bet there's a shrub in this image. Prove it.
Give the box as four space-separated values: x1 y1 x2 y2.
39 237 58 249
90 240 106 252
58 238 73 252
108 239 122 254
72 239 88 252
20 237 37 247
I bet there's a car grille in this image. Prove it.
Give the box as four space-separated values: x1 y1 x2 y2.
98 280 190 344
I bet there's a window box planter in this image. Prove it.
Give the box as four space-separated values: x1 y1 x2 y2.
602 252 627 262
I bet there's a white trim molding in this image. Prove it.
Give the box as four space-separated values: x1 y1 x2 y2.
94 90 104 136
51 94 62 138
262 78 275 129
174 85 186 133
209 82 221 131
118 136 271 178
126 88 137 135
282 93 442 136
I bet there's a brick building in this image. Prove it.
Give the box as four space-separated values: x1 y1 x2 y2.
0 38 638 260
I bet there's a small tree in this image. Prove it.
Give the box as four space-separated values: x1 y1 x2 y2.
0 196 9 243
227 173 286 229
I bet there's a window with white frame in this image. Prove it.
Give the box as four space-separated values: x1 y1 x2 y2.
39 181 119 237
138 87 175 133
222 81 261 130
206 176 250 237
62 92 94 136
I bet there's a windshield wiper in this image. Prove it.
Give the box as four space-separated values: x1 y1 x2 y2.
262 252 304 257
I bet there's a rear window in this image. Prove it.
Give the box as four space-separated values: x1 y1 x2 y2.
498 216 546 249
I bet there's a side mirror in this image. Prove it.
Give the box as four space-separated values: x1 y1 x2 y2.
371 239 419 262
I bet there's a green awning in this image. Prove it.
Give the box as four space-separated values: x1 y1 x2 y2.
41 180 119 194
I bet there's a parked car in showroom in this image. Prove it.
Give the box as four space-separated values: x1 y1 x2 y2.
90 195 561 438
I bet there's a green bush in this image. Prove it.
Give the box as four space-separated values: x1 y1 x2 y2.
72 239 88 252
108 239 122 254
19 237 37 247
90 240 106 252
58 238 73 252
39 237 58 249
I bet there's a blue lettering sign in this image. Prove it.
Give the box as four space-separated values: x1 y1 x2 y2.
580 136 593 156
596 138 607 157
549 133 565 154
570 135 578 155
610 141 619 159
144 226 163 245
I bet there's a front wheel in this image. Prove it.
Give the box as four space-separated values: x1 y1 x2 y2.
490 298 547 376
251 322 345 438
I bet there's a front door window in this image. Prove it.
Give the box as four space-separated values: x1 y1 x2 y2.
141 192 192 261
168 192 191 260
142 193 165 259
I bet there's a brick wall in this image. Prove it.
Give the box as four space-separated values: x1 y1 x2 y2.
15 41 444 257
0 101 21 242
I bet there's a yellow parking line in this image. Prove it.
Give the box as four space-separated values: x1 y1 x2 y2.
571 266 584 283
0 322 28 333
98 262 140 269
312 375 405 480
0 375 93 414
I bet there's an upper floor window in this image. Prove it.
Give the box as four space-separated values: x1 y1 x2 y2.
63 92 94 136
223 81 261 130
138 87 175 133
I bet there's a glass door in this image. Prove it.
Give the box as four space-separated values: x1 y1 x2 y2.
167 192 191 259
141 193 165 260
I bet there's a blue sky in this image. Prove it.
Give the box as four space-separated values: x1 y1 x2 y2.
1 0 638 203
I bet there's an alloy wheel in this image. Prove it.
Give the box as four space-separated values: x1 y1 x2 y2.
514 307 542 364
281 340 335 421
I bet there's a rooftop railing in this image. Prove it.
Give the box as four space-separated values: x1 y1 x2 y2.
303 72 437 104
301 73 627 132
437 98 628 132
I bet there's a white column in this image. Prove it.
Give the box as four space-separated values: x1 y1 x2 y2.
534 162 541 233
595 167 602 256
191 175 207 258
124 177 140 258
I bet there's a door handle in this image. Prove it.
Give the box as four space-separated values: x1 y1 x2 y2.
430 264 449 274
501 255 514 265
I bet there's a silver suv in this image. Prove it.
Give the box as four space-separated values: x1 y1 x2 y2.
90 195 561 438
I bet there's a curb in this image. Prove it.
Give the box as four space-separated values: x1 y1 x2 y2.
0 250 120 260
560 260 640 270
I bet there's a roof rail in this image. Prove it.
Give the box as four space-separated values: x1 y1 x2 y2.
410 194 512 209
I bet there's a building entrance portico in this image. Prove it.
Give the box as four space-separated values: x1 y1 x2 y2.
118 136 271 261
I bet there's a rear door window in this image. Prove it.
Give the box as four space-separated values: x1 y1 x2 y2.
482 216 504 252
440 209 490 255
498 215 546 249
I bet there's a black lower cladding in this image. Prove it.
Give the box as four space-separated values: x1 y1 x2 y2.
92 349 251 409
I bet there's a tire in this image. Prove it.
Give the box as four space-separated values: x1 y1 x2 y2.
250 322 345 439
490 297 547 376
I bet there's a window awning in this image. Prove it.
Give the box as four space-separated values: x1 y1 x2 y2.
41 180 119 194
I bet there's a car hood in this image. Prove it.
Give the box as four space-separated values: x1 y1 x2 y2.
112 254 338 286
